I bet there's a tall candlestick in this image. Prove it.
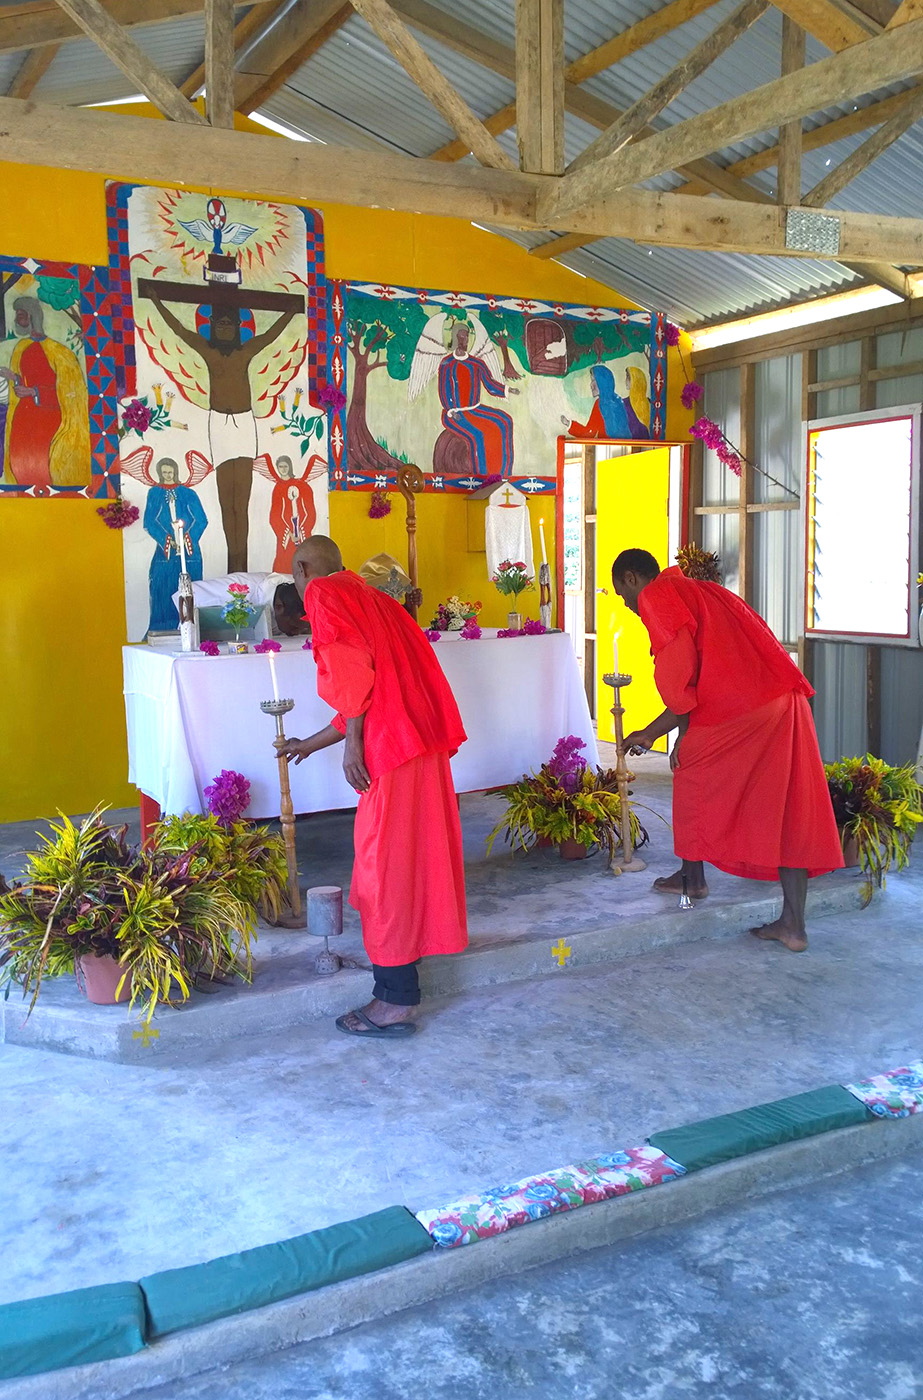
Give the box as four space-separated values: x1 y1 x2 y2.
268 650 280 702
539 516 548 565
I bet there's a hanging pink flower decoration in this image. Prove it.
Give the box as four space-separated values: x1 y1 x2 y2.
199 640 220 657
204 769 251 825
690 417 725 452
254 638 281 654
317 384 347 412
96 497 140 530
368 490 391 519
717 445 743 477
665 322 682 348
681 381 704 410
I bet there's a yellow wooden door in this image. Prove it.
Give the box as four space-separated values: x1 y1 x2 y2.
595 448 671 747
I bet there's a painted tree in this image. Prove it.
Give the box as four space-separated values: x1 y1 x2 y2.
35 275 83 341
346 293 428 473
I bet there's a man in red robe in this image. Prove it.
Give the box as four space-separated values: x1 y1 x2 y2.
277 536 468 1036
615 549 843 952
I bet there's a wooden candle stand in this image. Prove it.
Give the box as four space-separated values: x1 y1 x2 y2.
261 697 305 928
602 671 647 875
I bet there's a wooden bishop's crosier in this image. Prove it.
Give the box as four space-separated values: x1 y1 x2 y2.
397 464 425 620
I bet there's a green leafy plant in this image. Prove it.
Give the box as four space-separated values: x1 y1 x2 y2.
825 755 923 906
488 762 652 864
0 808 287 1022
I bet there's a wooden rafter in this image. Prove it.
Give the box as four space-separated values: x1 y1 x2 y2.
802 82 923 203
205 0 235 127
567 0 725 83
347 0 515 169
51 0 207 123
777 17 805 205
0 0 272 57
771 0 880 50
181 2 279 97
6 43 59 98
540 17 923 223
515 0 564 175
240 3 352 111
888 0 923 24
568 0 768 173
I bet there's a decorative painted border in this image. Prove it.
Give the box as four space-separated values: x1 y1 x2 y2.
0 255 119 500
328 279 668 495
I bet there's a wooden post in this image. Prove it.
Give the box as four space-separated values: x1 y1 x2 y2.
608 681 647 873
778 16 805 206
397 464 425 620
866 644 882 756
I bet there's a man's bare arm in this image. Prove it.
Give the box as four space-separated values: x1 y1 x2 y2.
245 307 299 359
275 724 343 764
147 292 202 355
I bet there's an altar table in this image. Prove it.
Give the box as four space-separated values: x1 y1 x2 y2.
122 631 598 819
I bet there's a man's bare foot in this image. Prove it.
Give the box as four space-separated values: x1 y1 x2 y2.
750 918 808 953
652 868 709 899
337 998 416 1033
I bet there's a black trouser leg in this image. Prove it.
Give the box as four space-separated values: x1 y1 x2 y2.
371 961 421 1006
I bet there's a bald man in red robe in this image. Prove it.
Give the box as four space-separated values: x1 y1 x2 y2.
277 536 468 1036
615 549 843 952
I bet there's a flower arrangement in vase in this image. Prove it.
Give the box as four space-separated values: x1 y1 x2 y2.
487 737 651 863
429 596 482 632
825 755 922 905
223 582 258 651
492 560 534 630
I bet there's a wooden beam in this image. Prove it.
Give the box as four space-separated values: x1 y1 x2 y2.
6 43 59 98
181 2 278 98
205 0 235 127
569 0 768 174
569 0 725 83
802 82 923 204
52 0 207 123
778 16 805 205
515 0 564 174
540 17 923 222
888 0 923 24
771 0 880 50
0 0 270 58
234 0 352 112
347 0 515 169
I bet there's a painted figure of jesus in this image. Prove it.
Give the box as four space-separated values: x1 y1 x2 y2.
438 322 518 478
145 290 298 572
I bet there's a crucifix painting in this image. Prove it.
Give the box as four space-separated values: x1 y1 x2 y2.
108 184 331 642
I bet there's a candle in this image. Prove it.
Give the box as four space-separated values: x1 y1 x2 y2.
168 493 178 525
174 519 186 574
539 516 548 565
613 627 620 679
268 650 280 702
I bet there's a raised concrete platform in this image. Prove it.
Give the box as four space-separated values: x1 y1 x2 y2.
0 764 861 1061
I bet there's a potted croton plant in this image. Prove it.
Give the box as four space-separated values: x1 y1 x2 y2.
0 804 287 1022
488 736 650 863
825 755 922 906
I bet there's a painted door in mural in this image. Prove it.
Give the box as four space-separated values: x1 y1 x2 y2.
595 448 670 747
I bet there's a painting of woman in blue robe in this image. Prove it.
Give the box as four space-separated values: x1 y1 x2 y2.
562 364 652 441
143 457 208 631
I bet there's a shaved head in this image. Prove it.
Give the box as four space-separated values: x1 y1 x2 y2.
292 535 344 598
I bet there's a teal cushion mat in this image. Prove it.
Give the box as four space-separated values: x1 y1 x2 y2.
140 1205 433 1338
649 1085 874 1172
0 1281 146 1379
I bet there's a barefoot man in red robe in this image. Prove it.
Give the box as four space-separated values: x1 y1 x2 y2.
614 549 843 952
277 536 468 1036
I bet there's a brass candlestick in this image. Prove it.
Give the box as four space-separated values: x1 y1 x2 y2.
261 697 304 926
602 671 647 875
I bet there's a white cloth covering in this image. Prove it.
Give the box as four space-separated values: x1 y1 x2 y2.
485 482 534 580
123 631 598 817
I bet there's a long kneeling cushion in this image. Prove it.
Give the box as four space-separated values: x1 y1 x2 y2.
649 1085 874 1173
0 1282 146 1379
140 1206 432 1338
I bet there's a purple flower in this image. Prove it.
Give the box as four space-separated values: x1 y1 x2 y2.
497 627 519 638
425 629 441 642
204 769 250 825
254 638 281 654
522 619 547 635
96 498 140 530
717 445 743 477
681 381 704 410
460 620 482 640
122 398 152 433
690 417 725 452
317 384 347 412
548 735 588 794
368 490 391 519
199 640 220 657
302 639 313 651
665 322 682 347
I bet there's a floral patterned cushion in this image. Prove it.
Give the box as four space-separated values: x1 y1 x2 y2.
844 1061 923 1118
415 1146 685 1249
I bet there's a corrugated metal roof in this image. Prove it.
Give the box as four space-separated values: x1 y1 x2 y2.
4 0 915 324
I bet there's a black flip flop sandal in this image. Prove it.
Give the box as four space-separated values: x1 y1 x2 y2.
335 1009 417 1038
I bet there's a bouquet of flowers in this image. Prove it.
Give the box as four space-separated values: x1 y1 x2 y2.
429 596 482 632
223 582 258 638
492 560 534 600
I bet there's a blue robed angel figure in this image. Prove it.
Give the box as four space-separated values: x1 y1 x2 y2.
122 447 212 632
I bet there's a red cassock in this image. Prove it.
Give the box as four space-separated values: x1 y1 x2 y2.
639 567 844 881
303 571 469 967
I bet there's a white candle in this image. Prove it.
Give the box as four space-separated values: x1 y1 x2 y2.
268 650 280 702
175 519 186 575
539 517 548 565
168 493 178 525
613 628 620 679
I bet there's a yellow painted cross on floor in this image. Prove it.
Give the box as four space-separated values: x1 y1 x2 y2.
551 938 572 968
133 1024 160 1048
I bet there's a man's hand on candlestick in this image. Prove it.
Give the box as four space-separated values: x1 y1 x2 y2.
620 728 654 756
275 723 343 765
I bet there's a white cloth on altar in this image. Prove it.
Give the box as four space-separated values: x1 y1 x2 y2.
123 632 597 817
485 483 534 579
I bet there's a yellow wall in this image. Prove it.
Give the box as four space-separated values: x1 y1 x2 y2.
0 139 691 822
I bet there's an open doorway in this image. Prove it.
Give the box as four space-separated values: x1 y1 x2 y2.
558 439 685 751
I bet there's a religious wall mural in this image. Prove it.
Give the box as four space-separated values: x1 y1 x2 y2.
0 255 116 497
106 183 331 640
328 281 668 495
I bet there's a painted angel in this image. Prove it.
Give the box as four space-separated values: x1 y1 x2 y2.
121 447 212 631
254 451 326 573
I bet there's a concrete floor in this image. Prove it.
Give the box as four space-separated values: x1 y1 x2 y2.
0 777 919 1315
138 1151 923 1400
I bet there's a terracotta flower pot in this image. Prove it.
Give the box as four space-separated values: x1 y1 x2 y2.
559 837 590 861
78 953 132 1005
839 829 861 869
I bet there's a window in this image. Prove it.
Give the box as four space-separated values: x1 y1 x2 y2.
805 408 919 644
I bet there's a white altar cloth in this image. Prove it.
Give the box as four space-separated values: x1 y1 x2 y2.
122 632 598 818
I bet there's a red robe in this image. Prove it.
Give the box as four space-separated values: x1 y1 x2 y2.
304 571 468 966
639 567 844 881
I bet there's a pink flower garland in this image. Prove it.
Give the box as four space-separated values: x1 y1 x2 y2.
368 490 391 519
97 497 140 530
